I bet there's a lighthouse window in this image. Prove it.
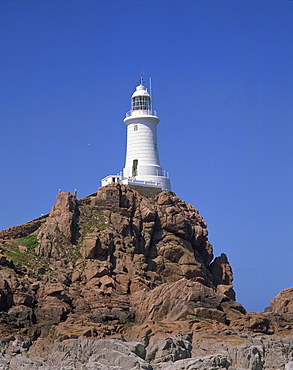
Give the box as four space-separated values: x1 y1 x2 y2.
134 125 138 131
132 96 151 111
145 99 151 110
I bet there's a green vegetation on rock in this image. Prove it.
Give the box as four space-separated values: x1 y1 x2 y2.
78 207 107 237
5 234 49 270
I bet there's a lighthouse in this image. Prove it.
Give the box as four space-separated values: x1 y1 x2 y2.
101 77 171 191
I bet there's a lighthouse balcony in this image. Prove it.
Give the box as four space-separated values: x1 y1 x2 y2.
101 173 171 191
122 177 171 191
122 174 171 191
126 109 157 117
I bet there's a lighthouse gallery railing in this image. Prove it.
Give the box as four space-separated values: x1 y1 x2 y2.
125 109 158 117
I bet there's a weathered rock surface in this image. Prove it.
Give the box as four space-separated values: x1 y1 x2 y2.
267 287 293 316
0 183 292 369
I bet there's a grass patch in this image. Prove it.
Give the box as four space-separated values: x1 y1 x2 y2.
4 234 49 271
13 234 38 251
78 207 107 237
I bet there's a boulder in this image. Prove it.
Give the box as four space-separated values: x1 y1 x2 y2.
157 354 231 369
269 288 293 315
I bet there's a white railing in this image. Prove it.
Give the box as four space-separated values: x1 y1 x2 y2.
125 109 157 117
126 179 160 186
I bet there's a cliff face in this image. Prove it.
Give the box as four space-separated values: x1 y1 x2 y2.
36 184 234 295
0 184 292 369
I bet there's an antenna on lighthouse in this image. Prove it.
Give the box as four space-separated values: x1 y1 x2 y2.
149 77 153 110
139 70 144 85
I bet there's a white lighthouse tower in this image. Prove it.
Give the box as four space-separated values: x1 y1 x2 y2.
101 77 171 191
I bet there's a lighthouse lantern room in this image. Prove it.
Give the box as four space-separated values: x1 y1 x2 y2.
101 77 171 191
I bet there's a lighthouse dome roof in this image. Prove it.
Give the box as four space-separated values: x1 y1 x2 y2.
131 84 151 98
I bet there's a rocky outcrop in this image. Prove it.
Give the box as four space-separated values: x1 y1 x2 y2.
267 287 293 316
36 191 79 260
133 279 230 324
0 336 292 369
0 216 47 241
0 183 292 369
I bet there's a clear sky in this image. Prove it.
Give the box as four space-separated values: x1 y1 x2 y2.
0 0 292 312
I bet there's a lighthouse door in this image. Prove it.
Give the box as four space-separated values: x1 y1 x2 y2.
132 160 138 176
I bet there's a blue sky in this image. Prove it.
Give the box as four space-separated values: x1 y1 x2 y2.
0 0 292 312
